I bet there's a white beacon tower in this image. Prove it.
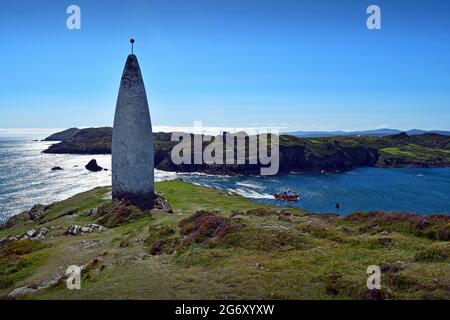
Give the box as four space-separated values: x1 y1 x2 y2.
112 39 154 209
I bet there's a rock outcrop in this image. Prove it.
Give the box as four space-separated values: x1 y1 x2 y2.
65 224 107 236
154 195 173 213
85 159 103 172
8 287 38 299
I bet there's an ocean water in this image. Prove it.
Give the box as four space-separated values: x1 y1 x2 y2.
1 138 450 223
181 168 450 215
0 139 177 222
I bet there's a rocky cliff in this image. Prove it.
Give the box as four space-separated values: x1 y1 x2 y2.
43 128 450 175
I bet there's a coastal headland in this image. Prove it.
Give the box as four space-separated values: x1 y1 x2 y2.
42 128 450 175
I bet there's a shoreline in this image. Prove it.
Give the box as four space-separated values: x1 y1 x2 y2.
1 180 449 300
3 177 450 228
2 138 450 223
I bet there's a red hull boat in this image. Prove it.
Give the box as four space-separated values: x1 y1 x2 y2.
274 191 300 201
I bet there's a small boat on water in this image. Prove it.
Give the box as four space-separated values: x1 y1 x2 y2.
274 190 300 201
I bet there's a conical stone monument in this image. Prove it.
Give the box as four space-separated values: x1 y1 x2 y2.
112 39 154 209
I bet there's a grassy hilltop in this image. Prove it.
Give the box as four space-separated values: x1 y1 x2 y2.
43 128 450 174
1 180 449 300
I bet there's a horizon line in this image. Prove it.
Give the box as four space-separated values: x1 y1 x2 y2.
1 126 450 135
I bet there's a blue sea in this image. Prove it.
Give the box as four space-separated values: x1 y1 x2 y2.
1 137 450 222
181 168 450 215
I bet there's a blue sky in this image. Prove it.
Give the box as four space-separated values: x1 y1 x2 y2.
0 0 449 132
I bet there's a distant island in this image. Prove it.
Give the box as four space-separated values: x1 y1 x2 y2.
42 127 450 175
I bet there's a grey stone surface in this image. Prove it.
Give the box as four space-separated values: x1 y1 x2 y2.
8 287 38 299
112 54 154 209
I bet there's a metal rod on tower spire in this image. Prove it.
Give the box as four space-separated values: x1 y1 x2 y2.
130 39 135 54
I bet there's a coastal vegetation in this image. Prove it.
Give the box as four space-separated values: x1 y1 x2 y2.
1 180 448 300
43 128 450 175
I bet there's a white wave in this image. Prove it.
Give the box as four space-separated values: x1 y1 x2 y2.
155 169 179 181
229 188 273 199
235 181 264 190
179 171 233 178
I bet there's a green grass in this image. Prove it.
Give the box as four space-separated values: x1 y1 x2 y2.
381 147 417 159
379 143 450 165
156 179 299 214
0 180 448 300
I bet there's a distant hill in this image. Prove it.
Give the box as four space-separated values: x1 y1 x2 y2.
404 129 450 136
284 128 450 138
44 128 81 141
385 132 450 150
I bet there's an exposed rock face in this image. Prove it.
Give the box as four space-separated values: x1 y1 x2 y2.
112 54 154 209
154 195 173 213
44 128 450 174
51 166 63 171
0 228 49 242
85 159 103 172
28 204 47 220
0 204 50 230
8 287 38 299
65 224 107 236
8 273 65 299
25 228 48 240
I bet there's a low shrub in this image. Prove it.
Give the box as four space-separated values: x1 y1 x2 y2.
179 210 241 244
298 224 348 243
385 273 418 290
0 277 14 289
0 239 44 257
344 212 450 241
318 271 362 298
220 226 307 251
144 226 179 255
0 240 46 291
150 238 180 255
361 289 387 300
368 237 396 249
90 200 144 227
245 208 276 217
145 226 176 246
414 246 449 262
